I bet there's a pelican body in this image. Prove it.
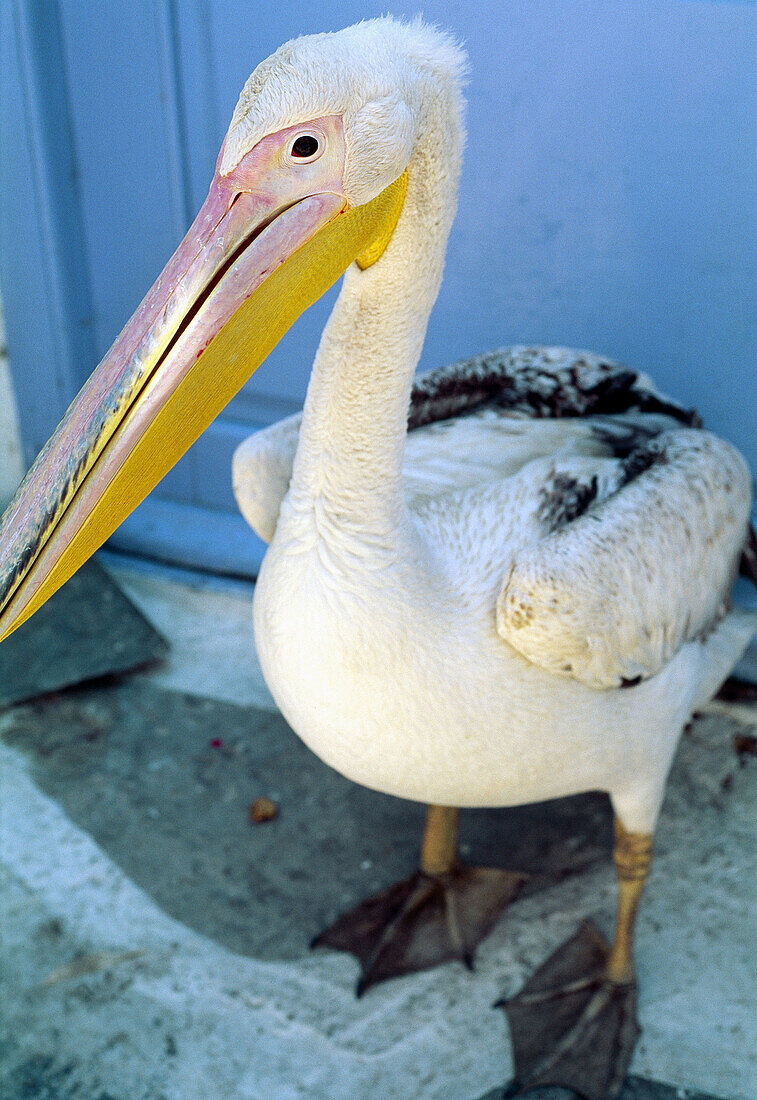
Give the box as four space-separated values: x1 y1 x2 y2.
249 351 750 826
0 18 754 1099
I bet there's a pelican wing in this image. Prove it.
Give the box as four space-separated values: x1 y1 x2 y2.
232 345 697 543
232 412 301 543
233 347 752 688
496 430 753 688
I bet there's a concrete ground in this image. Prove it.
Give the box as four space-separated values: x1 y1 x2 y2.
1 555 755 1100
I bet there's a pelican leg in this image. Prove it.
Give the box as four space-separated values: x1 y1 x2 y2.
499 818 653 1100
312 804 526 996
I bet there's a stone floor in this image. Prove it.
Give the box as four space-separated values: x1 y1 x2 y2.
0 554 755 1100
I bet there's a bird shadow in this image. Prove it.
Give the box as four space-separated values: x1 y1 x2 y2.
2 678 612 960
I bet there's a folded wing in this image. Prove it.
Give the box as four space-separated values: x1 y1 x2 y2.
231 347 753 689
232 345 698 544
496 430 752 688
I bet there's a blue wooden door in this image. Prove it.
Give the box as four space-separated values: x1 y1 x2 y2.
2 1 755 577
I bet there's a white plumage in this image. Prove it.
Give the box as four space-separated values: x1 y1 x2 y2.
496 428 749 688
1 18 750 1085
236 345 754 835
228 20 755 843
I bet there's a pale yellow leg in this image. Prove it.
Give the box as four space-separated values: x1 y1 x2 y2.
420 804 459 876
502 817 652 1095
606 819 653 984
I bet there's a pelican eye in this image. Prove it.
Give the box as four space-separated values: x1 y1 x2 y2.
289 133 322 161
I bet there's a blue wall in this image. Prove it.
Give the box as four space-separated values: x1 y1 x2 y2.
206 0 757 466
2 1 755 575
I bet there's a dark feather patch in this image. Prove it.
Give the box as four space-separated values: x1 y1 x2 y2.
620 440 670 486
740 525 757 587
589 420 666 460
408 347 701 433
538 474 599 532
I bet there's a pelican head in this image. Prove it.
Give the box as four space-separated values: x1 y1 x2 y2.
0 17 465 640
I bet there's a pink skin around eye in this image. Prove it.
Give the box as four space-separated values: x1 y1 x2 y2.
219 115 347 204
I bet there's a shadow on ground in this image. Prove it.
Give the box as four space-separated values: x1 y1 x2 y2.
478 1077 721 1100
1 1056 722 1100
2 679 612 960
0 561 166 707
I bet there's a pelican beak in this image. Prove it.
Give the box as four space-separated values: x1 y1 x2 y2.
0 128 407 641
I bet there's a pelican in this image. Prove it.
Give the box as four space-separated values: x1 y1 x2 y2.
0 17 754 1098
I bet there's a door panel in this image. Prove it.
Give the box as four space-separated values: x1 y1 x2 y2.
2 0 755 578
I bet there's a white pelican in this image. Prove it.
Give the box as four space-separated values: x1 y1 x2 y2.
0 17 754 1098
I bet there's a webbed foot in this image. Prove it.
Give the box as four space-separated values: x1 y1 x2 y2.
312 864 525 996
498 921 638 1100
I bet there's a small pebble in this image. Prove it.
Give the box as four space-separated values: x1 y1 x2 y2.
249 797 278 824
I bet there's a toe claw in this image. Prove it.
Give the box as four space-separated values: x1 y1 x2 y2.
312 865 523 992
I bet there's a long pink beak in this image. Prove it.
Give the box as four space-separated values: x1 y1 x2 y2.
0 116 406 641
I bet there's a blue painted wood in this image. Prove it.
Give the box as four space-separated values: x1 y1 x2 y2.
0 0 97 460
206 0 757 472
0 3 57 460
54 2 185 369
2 0 755 581
114 494 266 576
154 1 195 237
168 0 219 216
